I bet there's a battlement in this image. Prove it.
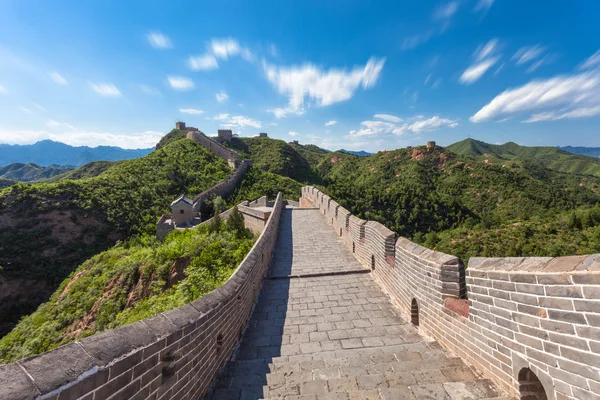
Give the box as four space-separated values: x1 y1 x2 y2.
301 185 600 400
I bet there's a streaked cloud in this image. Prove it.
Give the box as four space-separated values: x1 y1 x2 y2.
402 30 435 51
512 45 557 73
324 120 337 126
147 32 172 49
216 90 228 103
470 56 600 123
373 114 402 123
0 84 6 94
460 39 500 84
179 108 204 115
264 57 385 115
580 50 600 70
140 84 160 95
266 106 305 119
188 54 219 71
433 2 459 20
19 106 33 114
211 113 230 121
288 131 299 136
167 76 194 90
46 120 76 130
90 83 121 97
474 0 495 13
48 72 68 85
349 114 458 137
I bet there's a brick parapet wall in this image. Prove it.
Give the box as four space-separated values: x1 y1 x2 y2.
1 193 284 400
186 131 239 162
301 186 600 400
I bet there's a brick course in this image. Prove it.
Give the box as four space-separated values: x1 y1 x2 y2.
0 193 284 400
301 185 600 400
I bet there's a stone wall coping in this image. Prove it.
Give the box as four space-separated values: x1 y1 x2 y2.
468 254 600 273
0 193 283 400
365 220 396 238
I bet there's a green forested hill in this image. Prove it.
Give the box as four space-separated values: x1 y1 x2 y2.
43 160 119 183
227 137 325 183
0 139 231 337
316 145 600 262
447 138 600 176
0 216 254 363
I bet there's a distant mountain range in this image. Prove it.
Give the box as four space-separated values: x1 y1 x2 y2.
447 138 600 177
0 163 74 182
0 140 153 167
339 149 373 157
559 146 600 158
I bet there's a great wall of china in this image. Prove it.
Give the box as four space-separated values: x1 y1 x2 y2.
0 129 598 400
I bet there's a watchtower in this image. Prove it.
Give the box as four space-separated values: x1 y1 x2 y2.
259 132 268 138
218 129 233 143
426 141 436 148
176 121 186 130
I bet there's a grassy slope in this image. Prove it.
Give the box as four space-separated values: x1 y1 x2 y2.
43 160 119 183
448 138 600 176
0 139 231 337
0 220 254 363
316 146 600 262
155 129 189 150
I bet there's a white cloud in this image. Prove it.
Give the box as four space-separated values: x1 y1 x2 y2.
580 50 600 70
140 84 160 95
147 32 172 49
19 106 33 114
90 83 121 97
268 122 278 126
0 84 6 94
179 108 204 115
474 0 495 12
324 120 337 127
188 54 218 71
266 106 305 119
46 120 76 130
475 39 499 61
216 90 228 103
459 39 500 85
349 115 458 137
210 38 253 61
288 131 299 136
402 30 435 51
211 113 230 121
373 114 402 123
512 45 546 65
264 57 385 114
220 115 262 129
48 72 68 85
167 76 194 91
460 57 499 84
0 129 163 149
269 44 279 58
433 2 459 20
470 67 600 123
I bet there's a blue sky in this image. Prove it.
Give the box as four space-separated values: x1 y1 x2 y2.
0 0 598 152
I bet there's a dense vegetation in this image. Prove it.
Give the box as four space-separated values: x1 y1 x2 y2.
155 128 189 150
227 167 302 206
0 213 254 363
0 178 15 188
227 137 324 183
0 139 231 337
448 138 600 177
44 160 118 183
316 145 600 262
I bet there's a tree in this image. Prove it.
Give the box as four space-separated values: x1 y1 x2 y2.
208 196 226 233
226 206 246 238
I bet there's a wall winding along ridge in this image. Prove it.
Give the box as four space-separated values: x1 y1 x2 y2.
156 131 251 239
301 186 600 400
0 193 284 400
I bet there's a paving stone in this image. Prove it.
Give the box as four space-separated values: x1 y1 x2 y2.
205 209 509 400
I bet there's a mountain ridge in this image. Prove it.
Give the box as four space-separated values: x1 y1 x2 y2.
0 140 153 167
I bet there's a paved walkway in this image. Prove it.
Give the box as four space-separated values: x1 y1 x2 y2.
207 209 511 399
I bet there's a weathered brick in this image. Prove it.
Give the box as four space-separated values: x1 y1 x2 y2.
547 310 587 325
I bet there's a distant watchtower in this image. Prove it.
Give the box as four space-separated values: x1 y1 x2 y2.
426 141 436 148
259 132 268 138
218 129 233 143
176 121 186 130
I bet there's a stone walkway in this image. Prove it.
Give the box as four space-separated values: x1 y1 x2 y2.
207 209 512 399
